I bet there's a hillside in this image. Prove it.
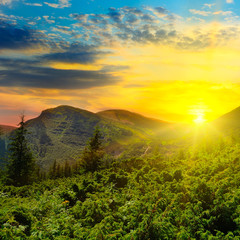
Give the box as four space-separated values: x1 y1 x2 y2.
23 105 174 170
97 109 168 129
212 106 240 133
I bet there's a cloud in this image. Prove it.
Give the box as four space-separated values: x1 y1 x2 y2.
88 14 108 25
154 7 168 16
0 0 16 5
140 14 156 23
121 6 143 16
125 13 139 24
108 7 123 23
24 2 42 6
0 58 120 89
203 3 216 8
40 43 110 64
213 10 232 16
43 16 55 24
62 5 240 51
52 26 76 36
190 7 232 17
0 21 46 50
44 0 71 8
69 13 88 22
226 0 233 3
189 9 211 16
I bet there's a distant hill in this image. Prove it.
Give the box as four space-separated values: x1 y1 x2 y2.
97 109 168 129
0 125 16 134
211 106 240 134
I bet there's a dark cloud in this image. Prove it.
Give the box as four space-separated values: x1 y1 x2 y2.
0 65 119 90
41 51 99 63
0 21 45 50
121 7 143 16
154 7 168 16
69 13 87 22
88 14 108 25
40 42 111 64
108 7 122 23
141 14 155 22
0 56 122 89
125 14 139 24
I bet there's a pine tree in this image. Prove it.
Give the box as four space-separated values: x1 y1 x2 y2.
64 161 71 177
6 115 36 186
49 159 57 179
81 127 104 172
56 163 61 178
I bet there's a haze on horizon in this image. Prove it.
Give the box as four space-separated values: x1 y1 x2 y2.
0 0 240 125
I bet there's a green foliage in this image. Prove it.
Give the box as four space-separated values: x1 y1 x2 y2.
81 127 105 172
5 115 36 186
1 137 240 239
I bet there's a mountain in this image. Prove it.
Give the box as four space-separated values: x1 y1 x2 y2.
24 105 104 170
1 105 192 171
24 105 171 170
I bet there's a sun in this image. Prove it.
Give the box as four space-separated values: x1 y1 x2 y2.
193 114 206 125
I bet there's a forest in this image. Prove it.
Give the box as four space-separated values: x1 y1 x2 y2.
1 114 240 239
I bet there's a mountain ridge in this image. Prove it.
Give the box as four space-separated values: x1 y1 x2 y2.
23 105 166 170
2 104 240 171
97 109 168 129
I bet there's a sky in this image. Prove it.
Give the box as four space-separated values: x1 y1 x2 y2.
0 0 240 125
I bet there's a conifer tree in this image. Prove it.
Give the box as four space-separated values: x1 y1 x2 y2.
50 159 57 179
64 161 71 177
81 127 104 172
56 163 61 178
6 115 36 186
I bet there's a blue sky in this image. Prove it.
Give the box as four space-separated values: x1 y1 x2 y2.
0 0 240 125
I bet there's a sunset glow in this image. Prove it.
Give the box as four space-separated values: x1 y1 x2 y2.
0 0 240 125
194 114 206 125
